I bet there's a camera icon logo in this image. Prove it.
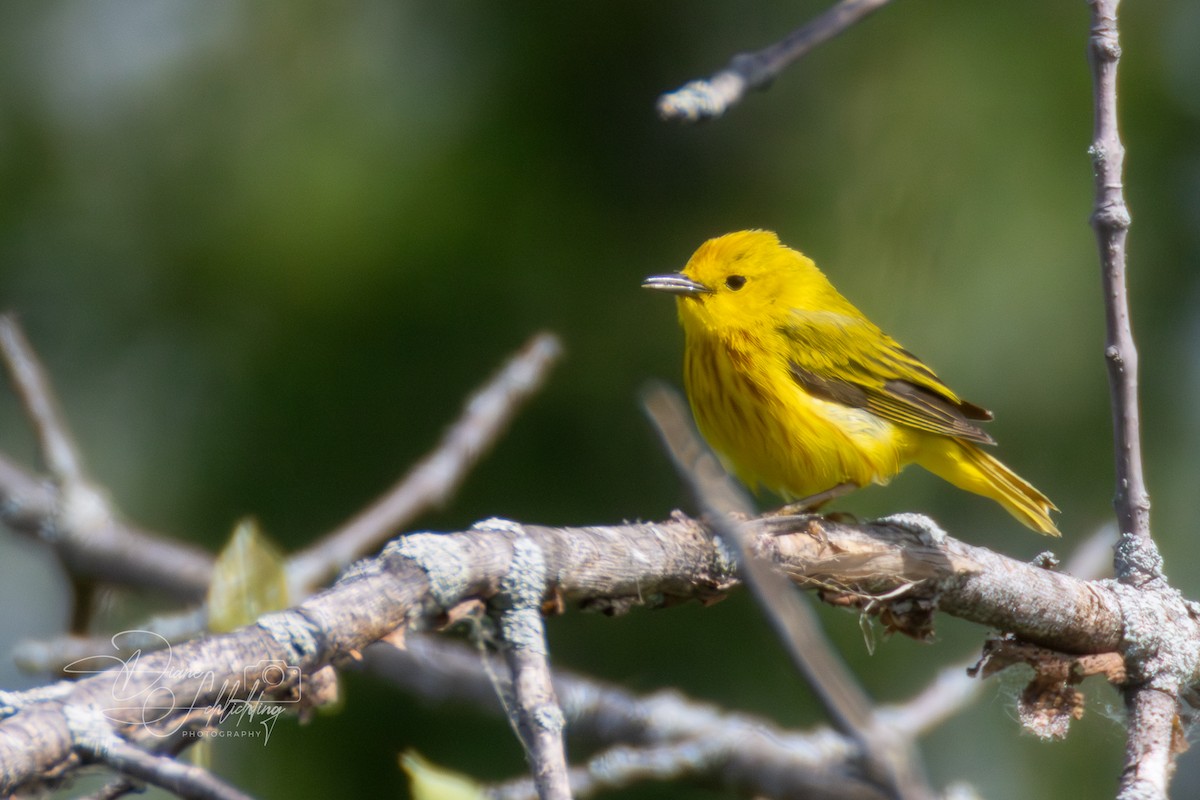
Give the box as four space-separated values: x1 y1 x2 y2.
243 660 302 702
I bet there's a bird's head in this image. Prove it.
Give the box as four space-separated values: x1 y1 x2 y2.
643 230 828 335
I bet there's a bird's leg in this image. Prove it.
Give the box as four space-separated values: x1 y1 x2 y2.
770 481 858 516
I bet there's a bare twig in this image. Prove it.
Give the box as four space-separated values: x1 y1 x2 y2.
0 312 112 593
0 330 561 602
369 635 881 799
0 314 88 483
380 636 996 800
85 739 249 800
656 0 894 122
0 322 214 600
1087 0 1152 586
0 457 214 600
487 739 881 800
77 775 144 800
66 704 251 800
287 332 563 593
1 316 114 626
643 384 931 800
91 743 250 800
14 609 208 676
487 740 707 800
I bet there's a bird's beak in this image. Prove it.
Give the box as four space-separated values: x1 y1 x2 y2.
641 273 711 296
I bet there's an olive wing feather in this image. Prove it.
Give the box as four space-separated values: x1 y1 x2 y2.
779 309 996 446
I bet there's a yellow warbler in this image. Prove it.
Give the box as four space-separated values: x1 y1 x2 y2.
643 230 1059 535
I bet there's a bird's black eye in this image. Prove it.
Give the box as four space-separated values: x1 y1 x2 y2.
725 274 746 291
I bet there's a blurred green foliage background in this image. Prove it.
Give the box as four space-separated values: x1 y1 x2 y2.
1 2 1198 798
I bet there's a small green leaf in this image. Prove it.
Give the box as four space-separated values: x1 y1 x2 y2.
400 750 487 800
207 518 289 633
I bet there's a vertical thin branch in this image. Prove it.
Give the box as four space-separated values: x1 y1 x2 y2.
643 384 931 800
1087 3 1182 798
642 386 873 733
1121 688 1182 800
1086 1 1152 584
495 532 572 800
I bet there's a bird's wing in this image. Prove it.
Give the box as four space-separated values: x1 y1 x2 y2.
779 309 996 445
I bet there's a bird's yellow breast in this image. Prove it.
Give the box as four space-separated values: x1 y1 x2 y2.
682 329 915 500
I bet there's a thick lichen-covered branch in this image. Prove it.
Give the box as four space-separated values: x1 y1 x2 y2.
0 511 1138 794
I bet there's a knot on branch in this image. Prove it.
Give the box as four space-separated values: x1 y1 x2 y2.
257 608 325 665
533 704 566 734
1107 580 1200 691
37 481 112 551
1113 532 1164 588
496 533 550 655
388 533 472 613
64 703 117 757
1090 200 1132 231
1089 34 1122 62
497 530 545 606
709 522 741 576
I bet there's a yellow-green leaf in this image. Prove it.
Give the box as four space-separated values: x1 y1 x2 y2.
400 750 487 800
207 518 289 633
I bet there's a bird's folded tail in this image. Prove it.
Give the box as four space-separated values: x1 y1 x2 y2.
918 439 1060 536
